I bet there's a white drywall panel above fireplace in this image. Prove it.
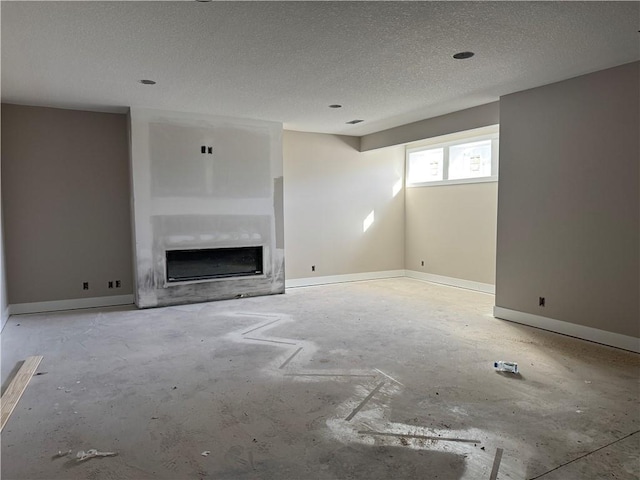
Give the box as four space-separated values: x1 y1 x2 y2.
129 108 284 308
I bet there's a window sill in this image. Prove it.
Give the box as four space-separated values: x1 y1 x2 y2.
407 176 498 188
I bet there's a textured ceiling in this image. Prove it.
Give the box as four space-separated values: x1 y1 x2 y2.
2 1 638 136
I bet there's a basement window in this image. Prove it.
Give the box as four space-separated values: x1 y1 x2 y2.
406 129 499 187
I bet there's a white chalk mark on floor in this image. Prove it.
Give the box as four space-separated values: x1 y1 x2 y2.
374 368 404 387
222 312 528 479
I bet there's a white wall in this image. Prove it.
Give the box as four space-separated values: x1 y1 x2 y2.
405 182 497 286
283 131 405 281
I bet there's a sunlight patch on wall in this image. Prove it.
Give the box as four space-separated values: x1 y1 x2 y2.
392 179 403 198
363 210 375 233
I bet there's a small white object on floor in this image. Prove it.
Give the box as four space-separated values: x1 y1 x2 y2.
76 449 118 462
494 361 518 374
201 451 211 457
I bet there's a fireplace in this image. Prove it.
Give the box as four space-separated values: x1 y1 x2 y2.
166 246 264 283
130 109 284 307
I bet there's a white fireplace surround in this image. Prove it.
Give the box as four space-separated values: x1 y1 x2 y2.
128 108 285 308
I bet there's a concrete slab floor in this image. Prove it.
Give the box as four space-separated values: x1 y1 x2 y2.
1 278 638 480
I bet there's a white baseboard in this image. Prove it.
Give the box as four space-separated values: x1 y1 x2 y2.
9 294 134 315
405 270 495 294
494 306 640 353
286 270 405 288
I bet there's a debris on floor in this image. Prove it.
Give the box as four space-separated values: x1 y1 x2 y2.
76 449 118 462
494 361 518 374
201 451 211 456
53 450 72 458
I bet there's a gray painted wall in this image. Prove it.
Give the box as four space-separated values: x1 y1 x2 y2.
0 155 7 328
283 131 405 279
360 102 499 152
1 104 133 304
129 108 284 308
496 61 639 338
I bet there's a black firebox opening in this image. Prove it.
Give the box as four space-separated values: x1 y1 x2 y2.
166 246 263 283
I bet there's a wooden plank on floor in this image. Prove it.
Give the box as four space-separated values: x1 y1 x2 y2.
1 355 43 431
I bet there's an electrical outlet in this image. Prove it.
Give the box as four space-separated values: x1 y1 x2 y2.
311 265 315 272
207 146 213 154
108 281 114 288
539 297 545 307
83 282 89 290
201 145 206 154
115 280 121 288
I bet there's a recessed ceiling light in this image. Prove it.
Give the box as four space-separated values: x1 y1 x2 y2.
139 79 156 85
453 51 474 60
329 104 342 109
346 119 364 125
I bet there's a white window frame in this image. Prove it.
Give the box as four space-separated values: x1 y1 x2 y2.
406 129 499 187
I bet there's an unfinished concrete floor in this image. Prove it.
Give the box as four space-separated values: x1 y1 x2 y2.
2 278 638 479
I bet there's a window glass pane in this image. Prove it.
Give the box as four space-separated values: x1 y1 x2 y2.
448 140 492 180
408 148 443 183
